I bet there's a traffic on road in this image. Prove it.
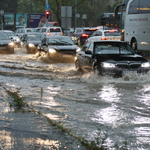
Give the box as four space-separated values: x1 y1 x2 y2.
1 0 150 149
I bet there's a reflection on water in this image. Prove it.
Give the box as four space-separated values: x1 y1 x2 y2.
0 130 61 150
97 84 121 102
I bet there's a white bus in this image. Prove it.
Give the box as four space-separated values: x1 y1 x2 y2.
115 0 150 54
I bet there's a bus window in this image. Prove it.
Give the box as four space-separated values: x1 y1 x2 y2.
128 0 139 14
139 0 150 13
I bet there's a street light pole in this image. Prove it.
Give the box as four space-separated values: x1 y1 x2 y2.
75 0 76 29
46 0 48 27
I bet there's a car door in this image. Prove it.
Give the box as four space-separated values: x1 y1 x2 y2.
83 42 94 71
77 43 90 69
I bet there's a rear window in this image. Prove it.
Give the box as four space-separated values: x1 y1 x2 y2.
40 28 47 32
27 29 36 32
50 28 61 32
83 29 97 34
104 31 120 36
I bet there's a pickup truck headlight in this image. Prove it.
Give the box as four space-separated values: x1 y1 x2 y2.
141 62 150 68
101 62 116 68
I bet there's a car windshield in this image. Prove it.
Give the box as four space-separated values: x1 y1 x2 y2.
0 33 9 40
27 34 42 41
48 37 74 45
6 32 15 36
95 43 135 55
104 31 120 36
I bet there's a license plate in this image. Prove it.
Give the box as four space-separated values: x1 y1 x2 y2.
122 70 137 75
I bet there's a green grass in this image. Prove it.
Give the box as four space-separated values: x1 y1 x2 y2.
3 87 26 108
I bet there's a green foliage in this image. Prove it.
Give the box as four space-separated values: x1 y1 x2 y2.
0 0 123 27
0 0 15 13
4 87 26 108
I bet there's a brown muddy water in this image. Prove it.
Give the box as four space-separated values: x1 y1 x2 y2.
1 48 150 149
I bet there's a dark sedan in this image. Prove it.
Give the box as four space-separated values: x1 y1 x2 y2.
21 32 44 54
75 41 150 77
38 36 80 62
0 31 15 54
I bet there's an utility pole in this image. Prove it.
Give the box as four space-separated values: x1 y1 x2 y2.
45 0 48 27
75 0 76 29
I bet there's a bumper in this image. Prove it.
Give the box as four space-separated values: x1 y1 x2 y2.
100 68 150 77
48 52 76 62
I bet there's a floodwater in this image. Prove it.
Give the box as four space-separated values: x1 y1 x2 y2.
1 48 150 149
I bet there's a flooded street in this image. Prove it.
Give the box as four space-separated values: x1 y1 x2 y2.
1 48 150 149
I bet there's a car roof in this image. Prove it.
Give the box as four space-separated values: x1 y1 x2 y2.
93 40 128 44
0 31 9 33
97 29 119 32
25 32 43 34
47 35 69 38
2 30 13 32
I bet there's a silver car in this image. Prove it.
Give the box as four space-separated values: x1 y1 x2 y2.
39 27 63 37
15 28 36 39
3 30 21 48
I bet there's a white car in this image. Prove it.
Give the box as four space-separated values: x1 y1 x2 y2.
15 28 36 39
87 29 120 42
3 30 21 47
39 27 63 37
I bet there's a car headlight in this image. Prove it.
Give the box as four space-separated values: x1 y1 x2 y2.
16 39 20 41
76 47 81 52
28 43 35 47
141 62 150 68
8 42 14 46
101 62 116 68
49 48 56 53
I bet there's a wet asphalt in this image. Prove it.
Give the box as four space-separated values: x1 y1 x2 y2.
0 86 87 150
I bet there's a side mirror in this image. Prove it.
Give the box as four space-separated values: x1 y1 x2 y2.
85 50 92 54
